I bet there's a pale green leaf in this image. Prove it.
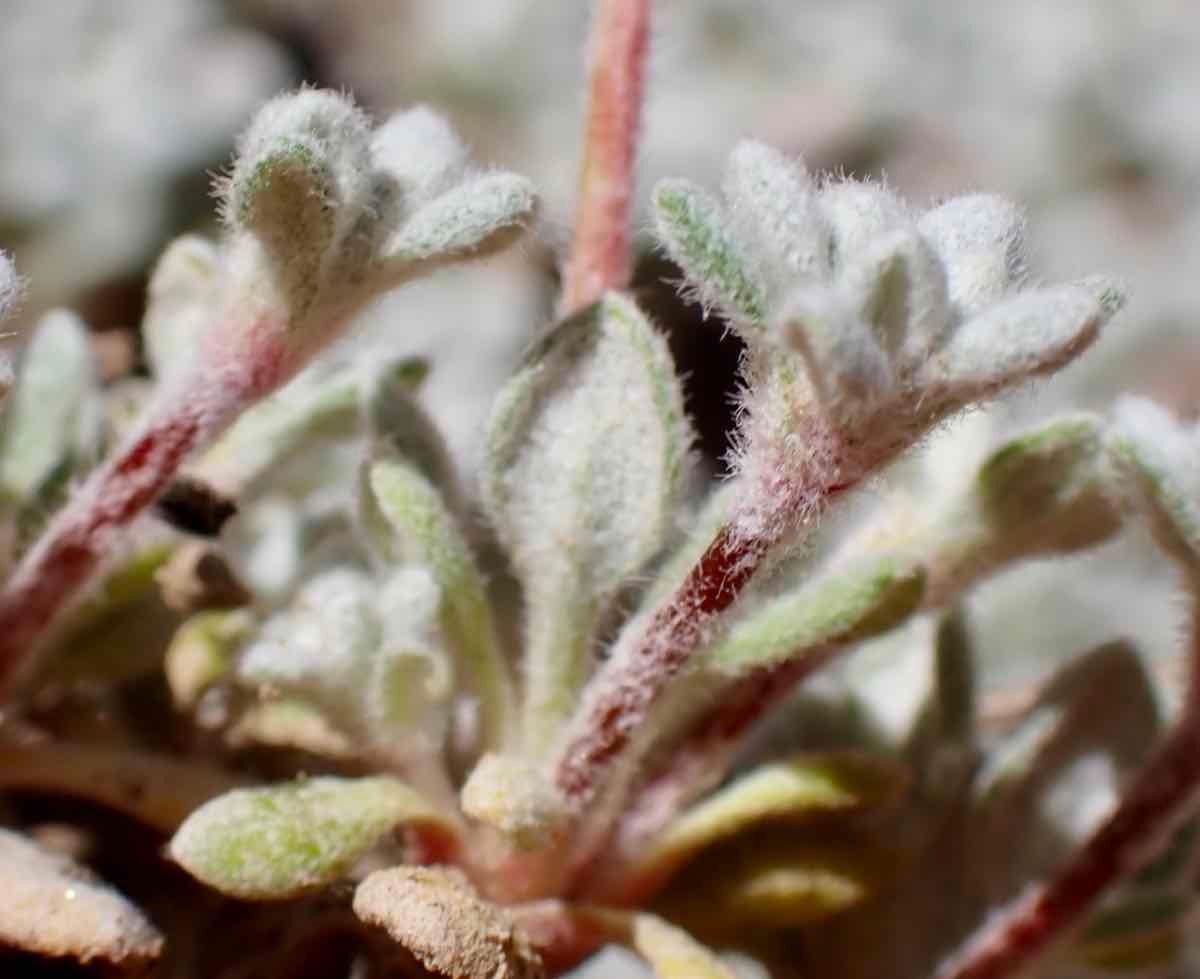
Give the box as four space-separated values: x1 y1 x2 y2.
0 309 98 502
169 775 456 900
706 553 925 674
633 752 907 890
365 458 515 749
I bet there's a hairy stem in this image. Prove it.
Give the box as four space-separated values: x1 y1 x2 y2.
0 344 281 698
559 0 651 315
936 597 1200 979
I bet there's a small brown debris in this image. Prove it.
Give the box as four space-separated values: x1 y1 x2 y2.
155 475 238 537
353 866 544 979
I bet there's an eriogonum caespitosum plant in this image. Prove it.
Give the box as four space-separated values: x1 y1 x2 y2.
7 1 1200 978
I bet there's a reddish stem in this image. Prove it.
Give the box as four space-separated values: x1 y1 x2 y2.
559 0 651 315
936 602 1200 979
935 708 1200 979
0 348 279 697
553 521 778 807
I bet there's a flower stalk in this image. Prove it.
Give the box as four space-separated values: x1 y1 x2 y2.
559 0 651 315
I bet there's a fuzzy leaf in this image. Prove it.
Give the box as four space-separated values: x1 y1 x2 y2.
0 309 98 503
224 90 373 273
365 458 514 748
819 179 910 269
722 141 827 288
777 288 894 413
0 829 163 969
196 366 361 491
370 106 468 211
354 867 543 979
653 178 767 328
143 235 220 385
633 752 907 890
170 776 455 900
378 172 537 273
1108 398 1200 575
917 194 1026 315
0 250 19 321
706 553 925 674
925 280 1122 404
844 228 950 364
483 292 691 752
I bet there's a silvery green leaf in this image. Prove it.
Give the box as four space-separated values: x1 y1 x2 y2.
705 553 925 675
460 752 566 848
842 228 950 365
722 141 828 289
921 416 1123 607
196 366 361 491
0 309 99 503
0 828 163 968
142 235 220 385
917 194 1026 315
924 279 1122 406
653 178 767 329
483 292 692 753
224 89 374 280
818 179 910 270
777 288 894 415
365 458 514 748
169 776 456 900
1108 397 1200 575
377 172 537 276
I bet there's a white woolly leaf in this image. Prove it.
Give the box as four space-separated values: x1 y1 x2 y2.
918 194 1026 315
722 141 828 291
362 358 458 493
169 776 454 900
925 279 1122 404
0 829 163 968
705 553 925 674
224 89 374 271
238 569 381 730
819 179 910 270
483 292 691 752
378 172 537 274
653 177 767 329
370 106 469 211
777 288 894 415
0 309 99 502
843 228 950 365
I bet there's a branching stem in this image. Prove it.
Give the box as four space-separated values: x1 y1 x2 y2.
935 596 1200 979
559 0 651 315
